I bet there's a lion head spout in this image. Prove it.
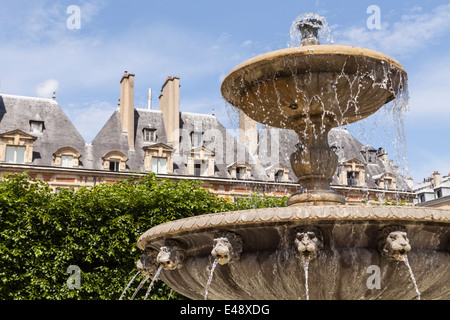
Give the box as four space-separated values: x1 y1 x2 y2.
377 225 411 261
211 231 243 265
156 239 186 270
292 227 324 261
136 248 160 276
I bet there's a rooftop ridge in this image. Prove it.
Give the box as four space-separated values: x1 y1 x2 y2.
0 93 57 104
181 111 216 117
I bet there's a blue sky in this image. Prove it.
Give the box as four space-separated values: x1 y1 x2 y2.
0 0 449 185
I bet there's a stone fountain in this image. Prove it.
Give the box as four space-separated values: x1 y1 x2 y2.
136 14 450 300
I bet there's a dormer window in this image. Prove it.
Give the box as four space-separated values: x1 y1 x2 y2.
227 162 253 180
191 132 203 148
361 145 377 163
274 170 284 182
53 147 81 168
143 143 173 174
30 120 44 133
189 146 215 177
265 164 290 182
0 129 37 164
101 151 128 172
368 151 376 163
143 128 157 142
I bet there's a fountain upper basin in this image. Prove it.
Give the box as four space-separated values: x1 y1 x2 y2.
221 45 407 130
137 206 450 300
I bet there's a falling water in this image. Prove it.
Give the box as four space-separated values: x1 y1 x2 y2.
402 257 421 300
119 270 141 300
130 274 151 300
204 258 220 300
144 265 164 300
303 259 310 300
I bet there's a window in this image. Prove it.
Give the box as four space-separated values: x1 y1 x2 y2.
53 147 81 168
236 167 246 180
61 155 73 168
109 159 120 172
194 162 201 176
102 151 127 172
368 152 376 163
5 146 25 164
384 179 392 190
31 123 41 133
436 189 442 198
275 170 284 182
30 121 44 133
151 157 167 174
347 171 359 186
192 132 202 148
143 128 156 142
419 194 425 203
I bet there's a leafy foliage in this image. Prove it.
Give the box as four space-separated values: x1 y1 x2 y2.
0 172 287 300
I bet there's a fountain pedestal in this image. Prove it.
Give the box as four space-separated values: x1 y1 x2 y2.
288 115 344 205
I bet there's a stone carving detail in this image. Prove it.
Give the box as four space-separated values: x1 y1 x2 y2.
136 248 159 276
138 207 450 251
292 226 324 261
211 231 243 265
377 225 411 261
156 239 186 270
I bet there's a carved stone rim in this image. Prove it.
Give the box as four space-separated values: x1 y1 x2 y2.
221 45 406 84
137 206 450 250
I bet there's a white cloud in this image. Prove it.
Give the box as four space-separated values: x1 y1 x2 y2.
334 4 450 57
35 79 59 98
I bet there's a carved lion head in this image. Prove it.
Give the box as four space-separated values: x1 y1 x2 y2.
211 231 243 265
292 227 324 261
136 248 159 276
377 225 411 261
156 239 186 270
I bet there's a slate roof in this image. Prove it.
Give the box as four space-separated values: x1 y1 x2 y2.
0 93 412 192
0 94 87 167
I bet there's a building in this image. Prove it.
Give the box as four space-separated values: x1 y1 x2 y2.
414 172 450 209
0 72 415 204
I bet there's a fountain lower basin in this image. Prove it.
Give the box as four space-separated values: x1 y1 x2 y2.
137 206 450 300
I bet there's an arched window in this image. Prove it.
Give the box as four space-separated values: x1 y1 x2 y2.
53 147 81 168
101 151 128 172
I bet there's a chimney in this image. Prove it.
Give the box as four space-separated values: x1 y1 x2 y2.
405 177 414 189
432 171 441 188
147 88 152 110
159 76 180 146
239 110 258 156
377 147 388 161
119 71 136 149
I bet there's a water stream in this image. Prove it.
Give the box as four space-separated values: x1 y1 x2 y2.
204 258 220 300
144 265 164 300
303 259 310 300
119 270 141 300
403 257 421 300
131 274 150 300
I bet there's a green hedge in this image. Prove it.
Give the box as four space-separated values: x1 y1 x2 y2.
0 172 287 300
